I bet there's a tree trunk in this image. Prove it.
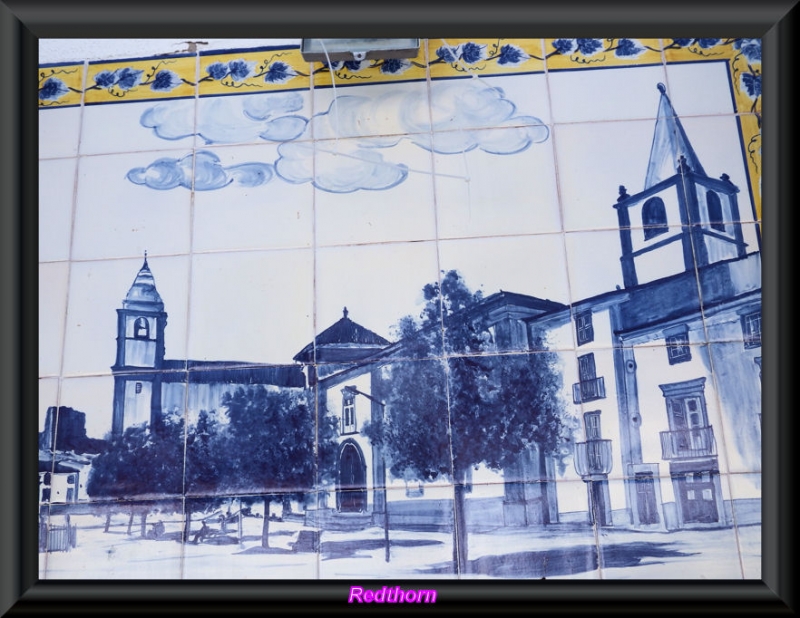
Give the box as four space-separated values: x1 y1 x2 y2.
453 472 469 574
183 508 192 544
127 510 134 535
261 497 271 549
539 447 551 525
140 512 148 538
104 512 111 533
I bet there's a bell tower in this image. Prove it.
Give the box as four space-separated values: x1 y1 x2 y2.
614 84 748 288
111 253 168 434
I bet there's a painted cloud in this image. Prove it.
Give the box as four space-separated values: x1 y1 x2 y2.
129 77 549 193
127 151 274 190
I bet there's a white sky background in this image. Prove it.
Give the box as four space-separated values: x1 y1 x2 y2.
39 40 758 438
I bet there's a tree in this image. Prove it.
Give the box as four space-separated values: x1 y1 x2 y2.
184 409 229 543
364 270 572 573
218 385 338 549
87 411 185 537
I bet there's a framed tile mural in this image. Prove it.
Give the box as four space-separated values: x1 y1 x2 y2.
2 2 795 614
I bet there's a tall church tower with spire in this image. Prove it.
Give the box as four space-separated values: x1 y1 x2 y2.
111 253 168 434
614 83 748 288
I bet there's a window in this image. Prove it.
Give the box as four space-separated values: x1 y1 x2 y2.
134 317 150 339
342 388 356 434
573 353 606 403
666 330 691 364
575 310 594 346
584 411 602 440
642 196 668 240
706 191 725 232
742 312 761 349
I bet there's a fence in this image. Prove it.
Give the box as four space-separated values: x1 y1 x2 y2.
40 523 77 552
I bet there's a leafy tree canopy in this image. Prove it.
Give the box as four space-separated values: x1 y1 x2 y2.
367 270 573 482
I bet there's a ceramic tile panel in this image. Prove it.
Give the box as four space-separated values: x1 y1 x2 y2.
547 64 669 124
39 158 78 263
61 256 191 378
71 151 193 261
80 98 198 157
314 241 443 362
544 38 664 71
312 136 438 247
39 62 85 109
186 249 314 368
39 63 85 160
458 480 600 579
625 342 743 480
597 477 745 579
43 499 185 579
311 45 428 90
37 38 761 581
428 39 546 78
84 55 196 106
703 342 762 475
39 262 70 378
195 88 312 150
727 472 762 579
311 79 431 142
181 492 320 580
553 116 700 235
432 125 562 240
191 143 314 253
198 45 312 97
318 484 457 579
39 106 83 160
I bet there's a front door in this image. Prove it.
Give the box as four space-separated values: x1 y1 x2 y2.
338 442 367 513
675 471 719 523
635 472 659 525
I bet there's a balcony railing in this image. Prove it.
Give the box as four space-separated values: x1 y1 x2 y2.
574 439 613 477
660 426 717 460
572 377 606 404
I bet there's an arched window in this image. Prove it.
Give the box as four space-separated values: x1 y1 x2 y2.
134 317 150 339
706 191 725 231
642 197 668 240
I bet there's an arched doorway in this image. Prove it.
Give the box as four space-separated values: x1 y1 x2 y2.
337 441 367 513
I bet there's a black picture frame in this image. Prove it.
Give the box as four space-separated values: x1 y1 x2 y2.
2 1 795 613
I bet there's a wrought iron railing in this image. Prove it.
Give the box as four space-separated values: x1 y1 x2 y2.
572 377 606 404
574 439 613 476
660 426 717 460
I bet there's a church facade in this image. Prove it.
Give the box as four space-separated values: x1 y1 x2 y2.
110 256 306 436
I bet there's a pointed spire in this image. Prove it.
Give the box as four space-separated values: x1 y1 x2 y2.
343 307 349 319
123 252 164 311
644 83 706 189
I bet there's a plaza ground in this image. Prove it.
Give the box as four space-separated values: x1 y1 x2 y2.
39 508 760 580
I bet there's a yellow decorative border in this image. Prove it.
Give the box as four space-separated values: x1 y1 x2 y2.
199 48 311 96
38 38 762 224
427 39 545 78
38 64 84 107
544 38 663 70
662 38 761 117
312 47 428 88
739 113 762 221
84 56 196 104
